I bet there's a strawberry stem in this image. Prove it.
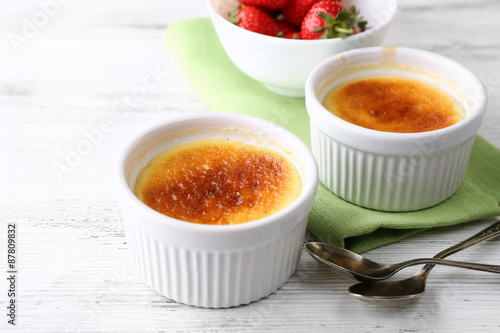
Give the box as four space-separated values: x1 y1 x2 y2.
335 27 354 34
315 6 367 39
228 6 242 25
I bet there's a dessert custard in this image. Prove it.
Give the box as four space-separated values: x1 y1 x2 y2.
134 138 301 225
322 77 465 133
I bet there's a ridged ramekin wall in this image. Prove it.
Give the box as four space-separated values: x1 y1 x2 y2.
123 215 307 308
310 124 475 211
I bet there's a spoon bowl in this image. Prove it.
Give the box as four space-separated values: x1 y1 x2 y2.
304 242 383 281
348 269 428 306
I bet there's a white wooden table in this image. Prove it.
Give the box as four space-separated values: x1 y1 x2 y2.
2 0 500 331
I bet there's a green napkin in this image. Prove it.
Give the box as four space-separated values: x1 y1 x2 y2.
165 18 500 253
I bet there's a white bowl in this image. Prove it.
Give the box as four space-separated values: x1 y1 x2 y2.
207 0 397 97
305 46 487 211
116 113 318 308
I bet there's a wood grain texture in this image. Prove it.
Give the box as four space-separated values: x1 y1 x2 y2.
1 0 500 331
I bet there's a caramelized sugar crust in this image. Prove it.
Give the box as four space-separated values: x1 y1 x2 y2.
134 139 301 225
322 77 464 133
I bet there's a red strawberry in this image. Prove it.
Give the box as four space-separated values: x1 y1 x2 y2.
301 2 366 39
229 6 280 36
239 0 290 9
281 0 329 26
301 1 342 39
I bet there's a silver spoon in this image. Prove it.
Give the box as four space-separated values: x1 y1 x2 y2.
305 241 500 282
348 220 500 306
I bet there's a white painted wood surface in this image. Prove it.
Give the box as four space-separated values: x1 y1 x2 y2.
1 0 500 331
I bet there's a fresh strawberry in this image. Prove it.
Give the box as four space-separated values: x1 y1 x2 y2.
229 6 280 36
301 1 342 39
281 0 327 26
301 2 366 39
239 0 290 9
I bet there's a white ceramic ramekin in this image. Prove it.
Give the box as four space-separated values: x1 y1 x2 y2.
305 46 487 212
207 0 397 97
116 113 318 308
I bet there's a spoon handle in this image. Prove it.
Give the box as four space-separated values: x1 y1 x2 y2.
417 219 500 277
433 220 500 260
395 258 500 275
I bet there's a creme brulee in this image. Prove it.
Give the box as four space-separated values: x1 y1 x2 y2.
322 77 465 133
133 139 301 225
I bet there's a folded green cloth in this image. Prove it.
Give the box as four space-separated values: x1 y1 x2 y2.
165 18 500 253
